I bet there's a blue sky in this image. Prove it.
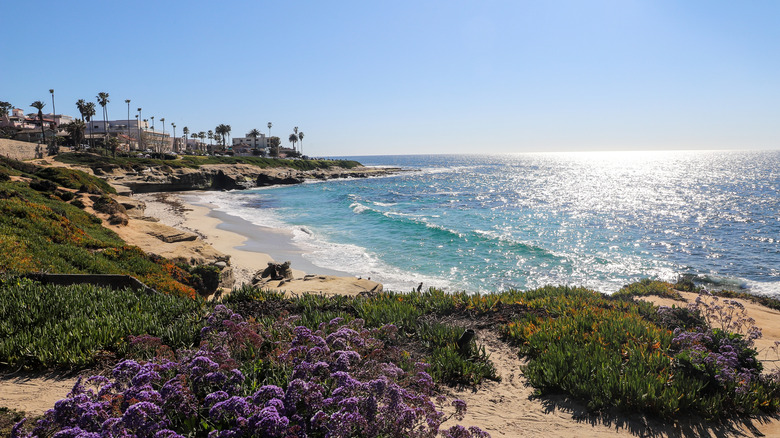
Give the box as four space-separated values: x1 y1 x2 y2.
3 1 779 156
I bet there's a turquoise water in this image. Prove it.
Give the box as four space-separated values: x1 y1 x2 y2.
195 151 780 295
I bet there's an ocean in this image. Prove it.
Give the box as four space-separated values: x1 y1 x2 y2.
192 150 780 295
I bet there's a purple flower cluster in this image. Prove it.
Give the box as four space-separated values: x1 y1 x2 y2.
687 291 762 344
671 327 760 391
14 311 488 438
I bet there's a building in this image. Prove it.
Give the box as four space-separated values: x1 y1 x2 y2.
232 135 268 149
85 119 175 152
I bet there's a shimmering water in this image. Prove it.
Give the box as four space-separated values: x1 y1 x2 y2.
194 150 780 295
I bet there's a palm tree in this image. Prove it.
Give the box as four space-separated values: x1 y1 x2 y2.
288 133 298 152
125 99 131 148
267 122 272 137
30 100 46 145
76 99 87 121
298 131 304 156
135 108 142 149
84 102 96 149
198 132 206 153
247 128 261 150
49 90 57 126
49 89 58 152
160 117 166 153
96 92 110 150
171 122 176 152
64 119 86 150
214 133 222 149
225 124 232 146
215 124 231 148
182 126 189 151
207 130 213 149
150 116 155 152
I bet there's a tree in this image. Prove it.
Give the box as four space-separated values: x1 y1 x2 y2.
267 122 272 137
207 130 213 149
199 132 206 153
182 126 189 151
247 128 261 150
96 92 110 151
125 99 131 148
30 101 46 145
298 131 304 156
268 136 281 157
215 124 231 148
160 117 166 153
288 133 298 151
76 99 87 121
84 102 96 149
171 122 176 152
0 101 12 117
64 120 86 150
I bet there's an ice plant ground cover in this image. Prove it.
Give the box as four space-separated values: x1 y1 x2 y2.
0 160 206 298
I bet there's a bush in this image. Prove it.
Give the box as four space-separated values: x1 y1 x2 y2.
28 179 58 192
500 286 780 419
92 194 126 216
70 198 85 209
56 191 75 201
184 264 222 295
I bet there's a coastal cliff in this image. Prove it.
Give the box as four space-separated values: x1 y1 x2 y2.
92 162 402 194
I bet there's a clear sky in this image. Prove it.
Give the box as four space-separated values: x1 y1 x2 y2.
3 1 779 156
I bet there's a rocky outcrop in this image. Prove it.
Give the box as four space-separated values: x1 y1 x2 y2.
99 163 402 193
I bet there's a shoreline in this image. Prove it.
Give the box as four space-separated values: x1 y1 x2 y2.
131 191 383 296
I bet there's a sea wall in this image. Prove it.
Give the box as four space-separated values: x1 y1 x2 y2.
0 138 48 160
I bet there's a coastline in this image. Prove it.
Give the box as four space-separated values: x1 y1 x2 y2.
130 191 383 296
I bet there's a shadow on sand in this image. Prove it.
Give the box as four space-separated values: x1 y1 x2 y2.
536 393 779 438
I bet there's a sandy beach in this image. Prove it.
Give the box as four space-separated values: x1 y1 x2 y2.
125 191 383 296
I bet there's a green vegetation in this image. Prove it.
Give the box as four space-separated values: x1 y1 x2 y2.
499 286 779 419
0 156 115 195
0 276 204 369
2 156 778 428
54 152 361 171
612 278 685 301
0 165 197 297
223 286 498 385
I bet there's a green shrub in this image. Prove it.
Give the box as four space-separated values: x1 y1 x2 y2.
613 278 683 301
499 285 780 419
92 194 126 215
57 191 75 201
29 178 58 192
0 276 205 369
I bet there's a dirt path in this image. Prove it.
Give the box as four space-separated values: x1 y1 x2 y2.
0 372 78 416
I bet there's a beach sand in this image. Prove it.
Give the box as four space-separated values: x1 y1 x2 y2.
125 191 383 296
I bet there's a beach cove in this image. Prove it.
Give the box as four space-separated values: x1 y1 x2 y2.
3 152 780 437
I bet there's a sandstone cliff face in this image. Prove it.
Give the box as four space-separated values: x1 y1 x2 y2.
100 163 400 194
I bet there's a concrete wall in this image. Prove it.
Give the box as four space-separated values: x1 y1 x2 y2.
0 138 47 160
